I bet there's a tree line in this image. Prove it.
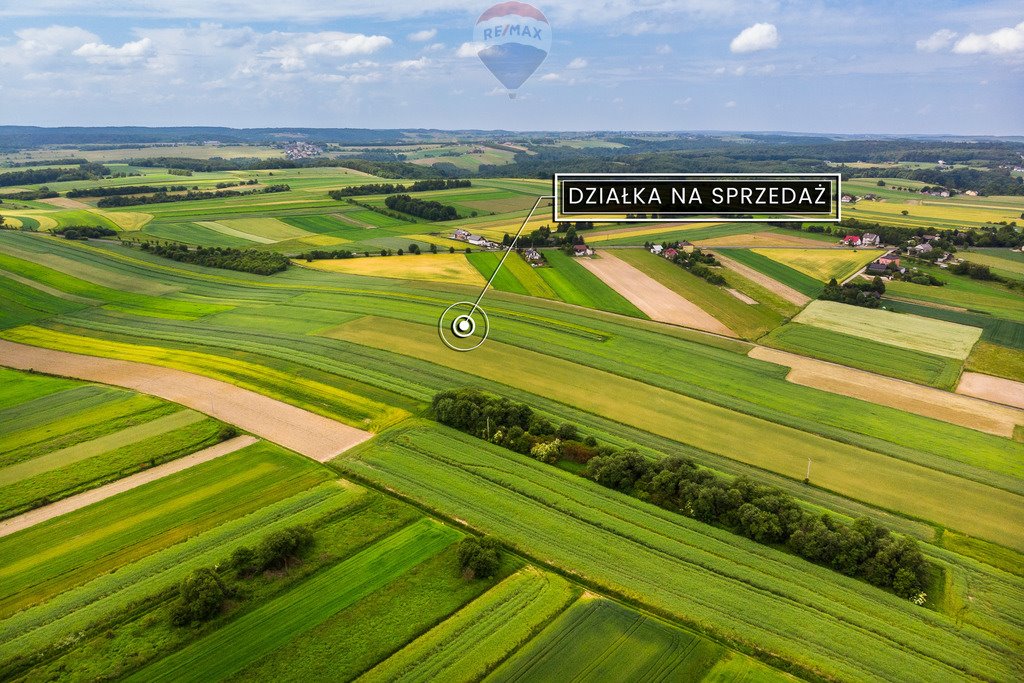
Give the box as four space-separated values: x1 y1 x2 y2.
0 163 110 187
53 225 118 240
328 178 471 199
384 194 458 221
67 184 190 198
141 243 290 275
432 388 930 601
97 184 289 207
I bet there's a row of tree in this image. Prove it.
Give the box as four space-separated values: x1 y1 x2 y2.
0 162 110 187
67 184 190 198
141 243 289 275
328 178 471 199
432 388 929 601
819 276 886 307
53 225 118 239
383 194 458 221
97 184 289 207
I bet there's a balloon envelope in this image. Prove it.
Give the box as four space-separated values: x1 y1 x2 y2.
473 2 551 93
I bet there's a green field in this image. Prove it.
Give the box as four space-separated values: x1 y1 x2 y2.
615 249 787 339
884 263 1024 324
720 248 825 296
965 341 1024 383
882 299 1024 350
361 568 575 682
535 249 646 316
339 423 1024 683
133 519 460 682
491 597 734 682
762 323 964 389
794 300 983 360
752 248 885 283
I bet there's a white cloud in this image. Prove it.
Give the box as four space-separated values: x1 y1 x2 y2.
538 73 563 81
674 96 692 105
303 33 392 57
423 42 446 52
655 44 673 55
15 25 98 55
455 41 484 58
953 21 1024 55
725 100 736 107
915 29 957 52
74 37 153 64
730 22 779 53
395 57 429 70
407 28 437 42
567 57 587 69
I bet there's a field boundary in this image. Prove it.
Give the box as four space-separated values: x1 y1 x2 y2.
0 435 257 538
0 340 372 461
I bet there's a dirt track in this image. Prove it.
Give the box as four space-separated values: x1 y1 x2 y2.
0 435 257 538
712 251 811 306
750 347 1024 437
578 252 736 337
0 340 373 461
957 372 1024 410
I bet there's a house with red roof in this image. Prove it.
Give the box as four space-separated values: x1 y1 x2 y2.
843 235 862 246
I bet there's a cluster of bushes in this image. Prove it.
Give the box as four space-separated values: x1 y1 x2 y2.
67 184 189 198
328 178 471 199
0 163 110 188
586 451 928 598
670 246 726 285
342 197 413 221
215 179 258 188
820 276 885 307
384 194 459 221
950 261 996 281
299 249 356 260
141 243 289 275
457 536 501 579
891 269 944 286
170 525 313 627
432 388 929 602
167 168 193 176
0 188 58 200
53 225 118 239
432 389 603 465
97 184 289 208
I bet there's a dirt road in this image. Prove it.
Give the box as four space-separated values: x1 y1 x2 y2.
0 340 373 461
0 435 257 538
578 252 736 336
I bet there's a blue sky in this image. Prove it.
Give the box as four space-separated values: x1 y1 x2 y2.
0 0 1021 135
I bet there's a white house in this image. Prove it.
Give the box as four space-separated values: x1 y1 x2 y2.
650 245 664 255
861 233 881 247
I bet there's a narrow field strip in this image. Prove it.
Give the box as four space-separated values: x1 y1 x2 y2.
0 435 257 538
748 347 1024 439
359 567 575 683
132 518 459 683
956 373 1024 410
712 251 810 306
577 251 735 336
0 339 373 461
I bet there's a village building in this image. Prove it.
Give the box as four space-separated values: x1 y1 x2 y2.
843 235 862 246
860 233 881 247
572 243 594 257
650 244 664 255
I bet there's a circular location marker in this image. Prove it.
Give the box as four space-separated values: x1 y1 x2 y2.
439 301 489 352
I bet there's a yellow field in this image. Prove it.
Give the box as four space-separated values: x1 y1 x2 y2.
298 253 485 285
217 217 312 242
3 213 58 231
103 211 153 231
293 234 352 247
2 218 22 228
408 234 470 249
694 231 829 248
845 200 1019 225
752 248 884 282
794 300 982 359
587 222 723 244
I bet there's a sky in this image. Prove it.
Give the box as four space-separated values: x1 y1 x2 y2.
0 0 1021 135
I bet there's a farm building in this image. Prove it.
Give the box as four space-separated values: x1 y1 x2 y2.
861 233 881 247
523 248 542 262
841 194 855 203
843 235 862 246
452 228 471 240
650 244 664 255
572 244 594 257
662 247 679 260
878 254 901 267
911 242 934 255
866 262 889 275
678 240 695 254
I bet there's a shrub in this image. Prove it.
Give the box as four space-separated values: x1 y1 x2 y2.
457 536 502 579
170 568 229 626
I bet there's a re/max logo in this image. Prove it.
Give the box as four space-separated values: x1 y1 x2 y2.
482 24 543 40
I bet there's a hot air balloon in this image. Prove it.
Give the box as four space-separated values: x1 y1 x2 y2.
473 2 551 98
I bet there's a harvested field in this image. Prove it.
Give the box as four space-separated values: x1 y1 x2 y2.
577 251 735 336
0 435 257 538
713 251 810 306
957 372 1024 410
38 197 93 211
0 340 372 461
748 347 1024 438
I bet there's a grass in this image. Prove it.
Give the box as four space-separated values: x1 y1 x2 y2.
231 545 517 682
959 250 1024 280
0 273 90 329
965 341 1024 383
884 263 1024 324
794 300 982 360
300 254 485 286
360 567 576 682
329 319 1024 548
751 248 885 283
0 366 79 411
132 518 460 683
339 423 1024 683
615 249 786 340
0 481 370 678
0 442 331 619
1 325 407 431
491 596 734 682
761 323 963 389
466 251 557 299
882 299 1024 350
721 249 824 297
534 250 646 317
